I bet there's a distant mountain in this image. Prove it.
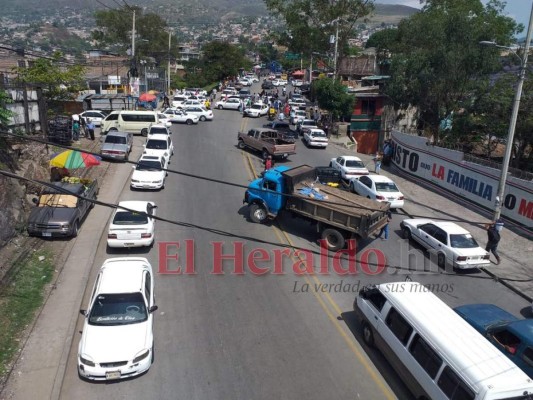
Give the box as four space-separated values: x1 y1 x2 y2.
0 0 417 25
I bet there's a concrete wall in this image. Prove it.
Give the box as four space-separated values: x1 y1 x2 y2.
391 131 533 233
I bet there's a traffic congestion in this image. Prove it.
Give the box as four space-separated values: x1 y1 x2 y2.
12 73 533 400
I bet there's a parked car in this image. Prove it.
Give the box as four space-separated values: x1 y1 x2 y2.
239 88 251 99
243 102 269 118
100 131 133 161
400 218 491 269
454 303 533 378
297 119 318 135
290 109 307 125
161 108 199 125
156 113 172 128
77 257 158 380
272 79 288 86
261 80 274 90
216 98 242 110
171 95 189 108
130 154 168 190
107 201 157 248
147 124 171 137
79 110 107 127
181 99 203 108
183 106 214 121
349 175 405 209
329 156 369 180
143 134 174 160
303 128 328 148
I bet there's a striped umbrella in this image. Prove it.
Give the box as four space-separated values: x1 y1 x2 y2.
50 150 101 169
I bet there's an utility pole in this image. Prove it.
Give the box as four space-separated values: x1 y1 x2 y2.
131 10 136 58
333 18 339 79
492 3 533 222
167 30 171 95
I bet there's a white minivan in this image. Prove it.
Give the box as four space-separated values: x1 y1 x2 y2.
354 281 533 400
101 110 159 136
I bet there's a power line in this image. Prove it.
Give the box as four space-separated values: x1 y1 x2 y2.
0 167 528 283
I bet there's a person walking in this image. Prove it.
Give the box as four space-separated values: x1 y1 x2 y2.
373 152 383 174
72 119 80 142
485 222 501 264
376 210 392 241
86 119 95 140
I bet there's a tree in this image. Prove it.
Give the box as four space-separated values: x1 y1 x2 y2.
92 6 179 64
13 52 86 102
0 90 13 128
383 0 519 140
196 42 252 84
312 78 354 121
265 0 373 61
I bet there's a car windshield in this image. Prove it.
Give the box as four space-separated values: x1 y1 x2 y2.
311 131 326 137
251 105 262 110
136 160 162 171
375 182 399 192
450 234 479 248
105 135 126 144
150 128 168 134
146 140 168 150
346 160 365 168
88 292 147 326
112 210 148 225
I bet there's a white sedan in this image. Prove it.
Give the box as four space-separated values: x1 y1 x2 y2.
243 103 269 118
349 174 405 209
107 201 157 248
272 79 288 86
162 108 199 124
329 156 369 180
130 154 168 190
77 257 157 380
79 110 107 127
400 219 491 270
156 113 172 128
183 106 214 121
216 98 242 110
303 128 329 148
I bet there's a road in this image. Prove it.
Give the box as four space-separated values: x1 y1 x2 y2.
58 88 530 400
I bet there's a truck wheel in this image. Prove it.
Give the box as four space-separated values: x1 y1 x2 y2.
141 128 148 137
362 322 375 347
72 221 80 237
237 140 245 149
321 228 345 251
249 204 267 223
262 149 270 160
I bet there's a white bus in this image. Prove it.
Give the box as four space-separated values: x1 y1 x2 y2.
354 281 533 400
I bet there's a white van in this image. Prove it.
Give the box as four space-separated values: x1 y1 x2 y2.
354 281 533 400
101 110 159 136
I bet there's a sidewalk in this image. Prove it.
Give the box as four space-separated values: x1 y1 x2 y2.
0 141 140 400
329 135 533 301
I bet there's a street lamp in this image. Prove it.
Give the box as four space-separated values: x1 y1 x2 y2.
480 4 533 222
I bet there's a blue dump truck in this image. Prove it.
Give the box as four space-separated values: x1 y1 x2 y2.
455 304 533 379
243 165 389 251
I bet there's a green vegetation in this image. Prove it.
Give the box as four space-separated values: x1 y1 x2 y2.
0 249 55 377
0 90 13 128
312 78 355 121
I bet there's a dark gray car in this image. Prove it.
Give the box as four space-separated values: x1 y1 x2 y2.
100 131 133 161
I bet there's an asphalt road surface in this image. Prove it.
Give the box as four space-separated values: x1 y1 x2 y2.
58 87 530 400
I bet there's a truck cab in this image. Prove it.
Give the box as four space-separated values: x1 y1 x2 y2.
244 167 290 222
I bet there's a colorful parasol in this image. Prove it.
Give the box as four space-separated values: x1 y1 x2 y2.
50 150 101 169
139 92 157 102
292 70 305 76
148 90 159 95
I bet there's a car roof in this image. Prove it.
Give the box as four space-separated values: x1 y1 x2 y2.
106 131 130 137
365 174 395 183
146 134 170 140
98 257 151 294
405 219 470 234
116 201 154 213
139 154 163 161
150 124 168 129
340 155 363 161
309 128 325 133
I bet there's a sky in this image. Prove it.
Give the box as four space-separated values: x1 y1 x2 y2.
377 0 533 35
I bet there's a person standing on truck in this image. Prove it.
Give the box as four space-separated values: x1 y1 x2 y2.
376 210 392 241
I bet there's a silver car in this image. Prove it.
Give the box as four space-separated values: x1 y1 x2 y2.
100 131 133 161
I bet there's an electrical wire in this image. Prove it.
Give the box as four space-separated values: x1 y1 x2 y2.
0 167 530 283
